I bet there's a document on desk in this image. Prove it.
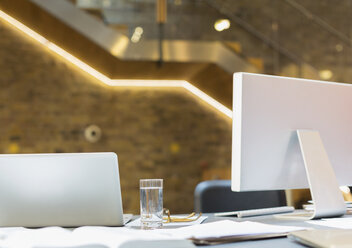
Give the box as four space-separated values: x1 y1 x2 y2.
307 216 352 229
152 220 307 245
0 226 195 248
0 220 306 247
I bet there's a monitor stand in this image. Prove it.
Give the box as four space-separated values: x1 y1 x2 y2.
276 130 346 220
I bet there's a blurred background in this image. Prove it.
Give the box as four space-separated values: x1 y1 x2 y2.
0 0 350 214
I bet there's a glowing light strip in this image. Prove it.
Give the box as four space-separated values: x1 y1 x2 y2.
0 9 48 45
46 43 111 85
0 9 232 118
183 82 233 118
108 80 184 87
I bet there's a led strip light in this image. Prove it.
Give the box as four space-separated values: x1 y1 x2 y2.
0 9 233 118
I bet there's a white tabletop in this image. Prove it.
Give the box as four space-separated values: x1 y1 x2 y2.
199 213 340 247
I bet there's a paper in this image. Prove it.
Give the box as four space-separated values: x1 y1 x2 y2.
0 227 26 241
307 217 352 229
0 227 77 248
303 202 352 211
151 220 306 239
0 220 305 247
123 214 133 224
126 215 207 227
0 226 179 248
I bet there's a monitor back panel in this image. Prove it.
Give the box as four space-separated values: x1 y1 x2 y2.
0 152 124 227
232 73 352 191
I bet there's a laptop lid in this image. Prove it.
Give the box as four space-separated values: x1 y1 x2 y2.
0 152 124 227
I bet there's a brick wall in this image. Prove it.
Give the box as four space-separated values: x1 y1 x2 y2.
0 20 232 213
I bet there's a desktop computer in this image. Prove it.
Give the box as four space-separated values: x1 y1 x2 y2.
231 72 352 219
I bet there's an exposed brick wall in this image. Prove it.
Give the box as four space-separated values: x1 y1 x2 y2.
0 20 232 213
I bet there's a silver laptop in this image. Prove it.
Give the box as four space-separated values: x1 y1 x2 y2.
289 229 352 248
0 152 124 227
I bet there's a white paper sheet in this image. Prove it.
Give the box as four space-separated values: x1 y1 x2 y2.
0 227 26 241
0 220 306 247
151 220 306 239
0 226 177 248
307 216 352 229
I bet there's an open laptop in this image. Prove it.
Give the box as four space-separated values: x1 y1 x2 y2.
289 229 352 248
0 152 124 227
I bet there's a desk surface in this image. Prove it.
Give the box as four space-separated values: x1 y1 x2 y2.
200 214 338 247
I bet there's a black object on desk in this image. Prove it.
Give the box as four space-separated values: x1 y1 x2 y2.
194 180 286 213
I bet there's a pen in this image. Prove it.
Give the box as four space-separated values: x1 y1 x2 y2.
214 206 295 218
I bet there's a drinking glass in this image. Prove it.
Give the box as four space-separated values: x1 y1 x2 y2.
140 179 163 229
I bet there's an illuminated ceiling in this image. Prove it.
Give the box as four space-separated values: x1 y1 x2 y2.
77 0 352 82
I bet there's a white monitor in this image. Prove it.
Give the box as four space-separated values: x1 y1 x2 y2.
0 152 124 227
231 72 352 219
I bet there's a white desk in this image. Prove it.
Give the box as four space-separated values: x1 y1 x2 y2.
200 214 344 247
1 213 348 247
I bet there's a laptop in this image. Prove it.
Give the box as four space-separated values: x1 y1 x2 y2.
0 152 124 227
289 229 352 248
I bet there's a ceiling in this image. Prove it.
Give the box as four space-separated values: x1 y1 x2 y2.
1 0 350 110
76 0 352 82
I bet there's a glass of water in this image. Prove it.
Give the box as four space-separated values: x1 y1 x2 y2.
140 179 163 229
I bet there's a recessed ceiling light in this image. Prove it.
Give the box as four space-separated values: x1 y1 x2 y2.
214 19 230 32
131 26 143 43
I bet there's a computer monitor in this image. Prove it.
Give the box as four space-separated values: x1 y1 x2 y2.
231 72 352 219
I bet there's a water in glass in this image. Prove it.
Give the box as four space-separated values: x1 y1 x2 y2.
140 186 163 229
